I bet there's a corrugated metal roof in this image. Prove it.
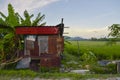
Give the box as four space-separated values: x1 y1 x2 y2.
15 27 59 35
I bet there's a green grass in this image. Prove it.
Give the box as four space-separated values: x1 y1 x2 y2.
0 41 120 79
0 69 83 79
0 69 120 80
65 41 120 60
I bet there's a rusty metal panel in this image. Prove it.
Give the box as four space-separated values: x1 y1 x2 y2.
28 40 39 56
48 36 64 55
38 36 48 55
40 54 61 67
24 35 36 56
56 37 64 54
23 35 64 68
51 56 61 67
34 41 39 56
40 58 52 67
26 40 34 50
48 36 57 54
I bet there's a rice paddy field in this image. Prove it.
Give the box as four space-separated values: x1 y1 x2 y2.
65 41 120 60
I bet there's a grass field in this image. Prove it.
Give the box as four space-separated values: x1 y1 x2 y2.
0 69 120 80
0 41 120 79
64 41 120 60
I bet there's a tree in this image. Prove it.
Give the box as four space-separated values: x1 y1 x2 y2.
0 3 46 61
107 24 120 45
108 24 120 38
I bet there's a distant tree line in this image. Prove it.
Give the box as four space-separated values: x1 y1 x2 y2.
91 24 120 41
90 37 120 41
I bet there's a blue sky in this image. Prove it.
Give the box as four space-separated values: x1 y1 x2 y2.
0 0 120 38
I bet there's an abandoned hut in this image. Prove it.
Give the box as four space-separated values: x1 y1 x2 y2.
15 23 64 70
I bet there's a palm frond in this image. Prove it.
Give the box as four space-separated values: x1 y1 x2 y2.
6 3 20 27
0 18 7 26
22 10 34 26
32 13 45 26
39 22 46 26
0 12 7 19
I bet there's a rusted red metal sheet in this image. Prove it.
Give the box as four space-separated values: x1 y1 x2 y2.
15 27 59 35
48 36 64 54
38 36 48 54
40 54 61 67
26 40 34 50
39 36 63 67
21 35 64 68
56 37 64 53
48 36 57 54
30 41 39 56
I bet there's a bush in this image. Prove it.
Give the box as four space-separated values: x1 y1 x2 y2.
3 62 17 70
40 67 59 73
106 63 117 74
90 63 117 74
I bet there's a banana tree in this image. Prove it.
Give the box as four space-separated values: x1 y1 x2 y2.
0 3 46 61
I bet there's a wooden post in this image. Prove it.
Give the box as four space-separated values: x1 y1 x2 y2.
77 40 80 55
117 62 120 73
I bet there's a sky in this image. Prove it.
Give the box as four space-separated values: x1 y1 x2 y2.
0 0 120 38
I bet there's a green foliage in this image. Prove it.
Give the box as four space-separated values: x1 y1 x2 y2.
0 4 21 61
62 41 120 71
19 10 46 26
81 51 97 62
70 41 120 60
0 69 120 79
0 69 88 79
0 69 38 78
3 62 17 70
7 4 20 27
106 63 117 73
32 13 46 26
108 24 120 38
64 43 81 57
90 63 117 74
62 43 81 69
81 51 97 66
0 3 46 63
106 38 117 46
40 67 59 73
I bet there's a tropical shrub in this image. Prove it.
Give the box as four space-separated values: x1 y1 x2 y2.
0 3 46 63
90 63 117 74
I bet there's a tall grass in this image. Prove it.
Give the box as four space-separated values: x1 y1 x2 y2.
68 41 120 60
0 69 85 79
0 69 120 79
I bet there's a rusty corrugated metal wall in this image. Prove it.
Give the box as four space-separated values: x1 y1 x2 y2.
40 54 60 67
40 36 64 67
24 35 64 68
38 36 48 55
48 36 57 54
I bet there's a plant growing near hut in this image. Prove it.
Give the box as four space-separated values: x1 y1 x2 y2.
0 3 46 62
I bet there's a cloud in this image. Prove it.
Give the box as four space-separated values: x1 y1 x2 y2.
0 0 59 15
64 27 109 39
